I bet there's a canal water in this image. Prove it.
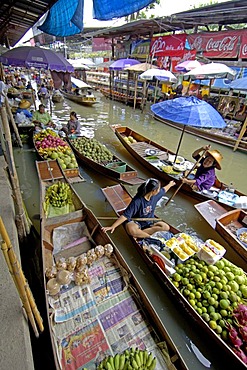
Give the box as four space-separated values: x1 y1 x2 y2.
14 91 246 370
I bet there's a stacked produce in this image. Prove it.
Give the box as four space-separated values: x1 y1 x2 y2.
170 256 247 360
45 244 114 293
34 129 78 169
70 137 113 163
123 136 137 144
96 348 156 370
44 182 73 208
225 304 247 363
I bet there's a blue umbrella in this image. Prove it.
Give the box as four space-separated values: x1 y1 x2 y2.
229 77 247 91
151 96 226 158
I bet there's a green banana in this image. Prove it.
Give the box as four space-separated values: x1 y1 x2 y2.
108 356 115 370
134 352 141 368
146 353 154 368
114 354 120 370
119 354 126 370
106 362 114 370
148 357 157 370
131 358 138 369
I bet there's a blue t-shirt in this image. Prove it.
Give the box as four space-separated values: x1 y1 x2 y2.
123 187 165 227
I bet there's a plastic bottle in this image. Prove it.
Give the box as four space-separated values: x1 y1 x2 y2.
227 182 235 193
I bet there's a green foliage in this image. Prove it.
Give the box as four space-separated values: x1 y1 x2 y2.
125 0 160 21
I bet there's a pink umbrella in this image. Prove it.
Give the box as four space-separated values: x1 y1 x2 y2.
175 60 203 72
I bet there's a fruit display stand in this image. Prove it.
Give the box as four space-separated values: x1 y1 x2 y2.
33 130 84 183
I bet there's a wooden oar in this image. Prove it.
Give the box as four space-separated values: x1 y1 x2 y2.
165 149 208 206
98 216 162 221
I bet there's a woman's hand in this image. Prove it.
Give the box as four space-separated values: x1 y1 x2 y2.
101 226 115 234
203 144 211 151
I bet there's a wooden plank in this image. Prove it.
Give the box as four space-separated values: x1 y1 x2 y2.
102 185 131 215
195 200 227 228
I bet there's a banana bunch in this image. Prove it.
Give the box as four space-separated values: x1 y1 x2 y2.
97 348 156 370
44 182 73 208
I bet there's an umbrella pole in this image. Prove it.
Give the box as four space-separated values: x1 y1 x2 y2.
233 116 247 151
174 125 186 163
134 77 138 110
141 80 147 112
153 79 159 104
165 149 207 206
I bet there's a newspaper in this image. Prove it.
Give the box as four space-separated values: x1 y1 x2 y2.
48 256 170 370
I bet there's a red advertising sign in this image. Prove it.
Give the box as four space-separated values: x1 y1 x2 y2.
188 31 241 59
240 32 247 59
92 38 112 52
150 34 186 57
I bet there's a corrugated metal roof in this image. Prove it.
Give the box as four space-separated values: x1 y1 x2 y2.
0 0 58 47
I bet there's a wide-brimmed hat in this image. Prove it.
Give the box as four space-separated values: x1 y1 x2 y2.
19 100 31 109
207 149 223 170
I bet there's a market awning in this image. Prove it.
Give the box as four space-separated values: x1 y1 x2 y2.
0 1 58 47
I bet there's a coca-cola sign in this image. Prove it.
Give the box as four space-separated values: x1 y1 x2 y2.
240 32 247 59
188 31 241 58
150 34 186 57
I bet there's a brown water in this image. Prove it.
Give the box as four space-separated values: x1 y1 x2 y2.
14 91 247 370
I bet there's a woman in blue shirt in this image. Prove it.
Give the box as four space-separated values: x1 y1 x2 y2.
102 178 175 239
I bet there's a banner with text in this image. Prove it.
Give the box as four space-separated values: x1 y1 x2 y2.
150 34 186 57
187 30 242 59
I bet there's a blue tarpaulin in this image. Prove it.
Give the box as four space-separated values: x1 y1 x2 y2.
38 0 84 37
93 0 155 20
38 0 155 36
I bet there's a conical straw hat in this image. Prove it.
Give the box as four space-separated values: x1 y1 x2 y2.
19 99 31 109
207 149 223 170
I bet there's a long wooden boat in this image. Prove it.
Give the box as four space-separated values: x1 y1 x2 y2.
101 183 247 369
36 159 188 370
195 199 247 262
67 136 144 185
113 126 246 210
100 88 142 107
153 114 247 153
61 90 97 106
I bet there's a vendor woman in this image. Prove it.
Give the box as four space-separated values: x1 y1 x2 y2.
182 145 223 191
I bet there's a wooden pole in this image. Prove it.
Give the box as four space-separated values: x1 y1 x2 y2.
165 149 207 206
141 80 147 113
133 77 138 110
233 116 247 151
98 216 162 221
153 79 159 104
0 106 30 239
0 219 42 337
4 96 23 147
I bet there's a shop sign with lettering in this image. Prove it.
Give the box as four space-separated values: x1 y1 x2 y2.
188 31 241 58
150 34 186 57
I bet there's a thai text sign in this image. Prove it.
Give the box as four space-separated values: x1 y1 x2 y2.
150 34 186 57
188 31 241 58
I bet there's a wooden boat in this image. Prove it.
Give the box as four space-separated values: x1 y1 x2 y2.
67 136 144 185
36 160 188 370
153 114 247 153
61 90 97 106
101 183 247 369
195 199 247 262
113 126 246 210
100 88 142 107
51 92 64 103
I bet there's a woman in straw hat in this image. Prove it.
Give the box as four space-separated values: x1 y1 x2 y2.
182 145 223 191
16 100 32 119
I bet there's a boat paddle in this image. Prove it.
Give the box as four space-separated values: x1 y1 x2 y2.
97 217 162 221
165 149 208 206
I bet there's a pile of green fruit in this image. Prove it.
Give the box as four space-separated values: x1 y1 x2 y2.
96 348 156 370
170 256 247 343
44 182 73 208
70 137 113 163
